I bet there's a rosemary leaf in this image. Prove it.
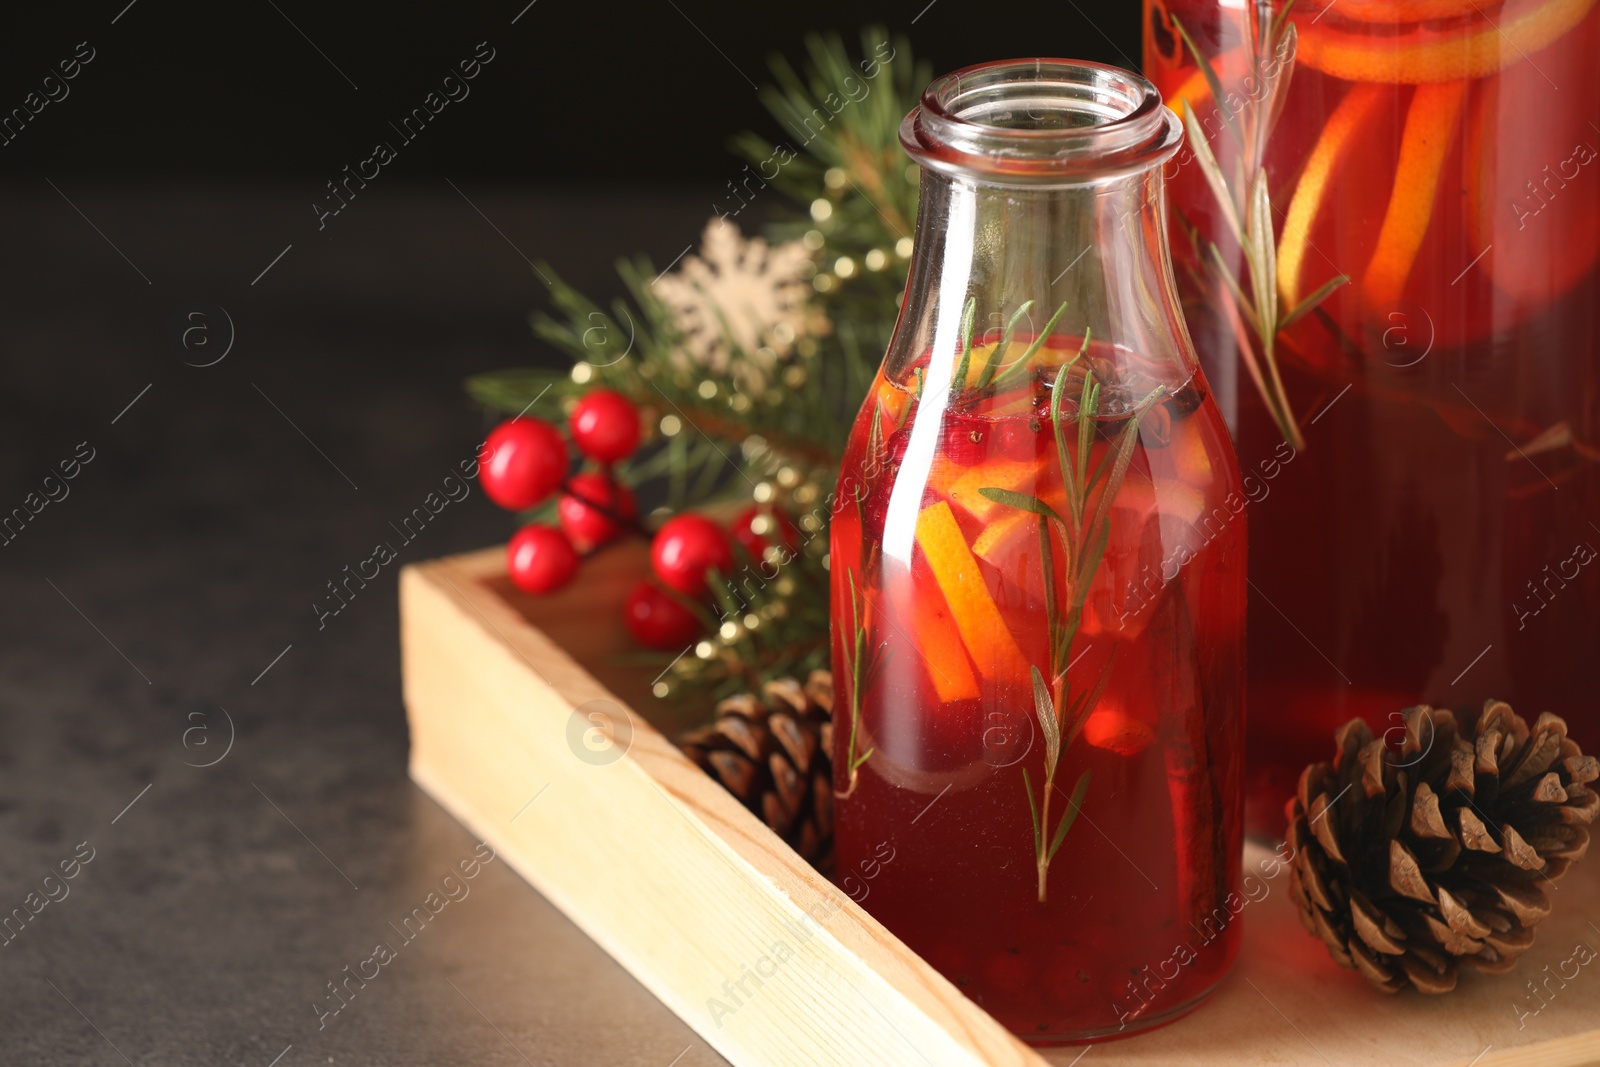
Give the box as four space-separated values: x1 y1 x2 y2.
951 296 978 397
1047 770 1093 862
1215 278 1275 426
1052 612 1081 687
978 487 1065 526
1076 373 1097 493
865 397 884 464
1038 517 1060 675
992 301 1070 391
1086 383 1168 495
1023 767 1043 854
1050 362 1083 530
1269 0 1301 47
978 300 1036 390
1247 171 1279 360
1064 646 1118 750
1206 242 1262 336
1261 22 1298 157
851 575 865 679
1073 518 1115 614
1181 103 1245 250
1032 665 1061 779
1279 273 1349 331
840 568 869 793
1076 389 1166 615
1172 14 1245 154
1064 686 1089 727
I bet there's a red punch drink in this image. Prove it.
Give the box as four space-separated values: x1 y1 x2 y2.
831 60 1246 1043
1146 0 1600 835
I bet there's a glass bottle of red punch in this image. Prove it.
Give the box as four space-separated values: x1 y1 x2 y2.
831 59 1246 1043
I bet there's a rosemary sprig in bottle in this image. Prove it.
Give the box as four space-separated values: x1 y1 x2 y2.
946 297 1073 405
1170 0 1345 450
980 349 1167 902
835 568 885 799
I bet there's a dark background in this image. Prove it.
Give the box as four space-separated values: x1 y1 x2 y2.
0 1 1141 181
0 3 1140 1064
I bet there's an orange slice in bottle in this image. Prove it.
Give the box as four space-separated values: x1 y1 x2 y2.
971 508 1032 567
1277 82 1388 306
1314 0 1494 23
1166 413 1215 488
1362 81 1468 311
971 508 1048 608
915 500 1031 683
1078 490 1159 641
945 457 1045 524
889 574 981 704
1296 0 1599 83
873 375 911 432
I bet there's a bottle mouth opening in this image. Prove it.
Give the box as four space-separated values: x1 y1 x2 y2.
901 59 1182 185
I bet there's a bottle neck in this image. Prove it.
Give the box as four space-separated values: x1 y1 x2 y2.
887 164 1196 391
877 163 1199 567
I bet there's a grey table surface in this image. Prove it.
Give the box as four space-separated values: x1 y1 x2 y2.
0 182 733 1066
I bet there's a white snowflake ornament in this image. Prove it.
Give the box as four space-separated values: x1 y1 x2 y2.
653 219 815 394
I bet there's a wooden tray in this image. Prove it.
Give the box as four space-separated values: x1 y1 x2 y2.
401 546 1600 1067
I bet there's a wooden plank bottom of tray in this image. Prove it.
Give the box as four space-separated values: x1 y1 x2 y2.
402 545 1600 1067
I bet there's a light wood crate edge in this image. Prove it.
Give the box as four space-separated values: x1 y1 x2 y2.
400 546 1046 1067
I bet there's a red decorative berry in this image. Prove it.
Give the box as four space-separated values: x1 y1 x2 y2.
622 579 703 650
506 524 579 594
941 414 987 466
558 472 637 552
732 505 800 559
650 514 734 596
570 389 641 464
481 417 568 510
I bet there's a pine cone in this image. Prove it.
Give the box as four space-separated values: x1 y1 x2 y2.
1287 701 1598 994
678 671 835 866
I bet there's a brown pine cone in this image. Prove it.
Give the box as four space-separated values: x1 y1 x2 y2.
678 671 834 866
1287 701 1598 994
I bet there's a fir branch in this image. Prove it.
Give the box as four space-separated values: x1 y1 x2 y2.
466 29 933 708
738 28 925 241
478 254 848 474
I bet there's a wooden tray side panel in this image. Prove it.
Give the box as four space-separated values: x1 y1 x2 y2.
403 547 1600 1067
400 556 1045 1067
